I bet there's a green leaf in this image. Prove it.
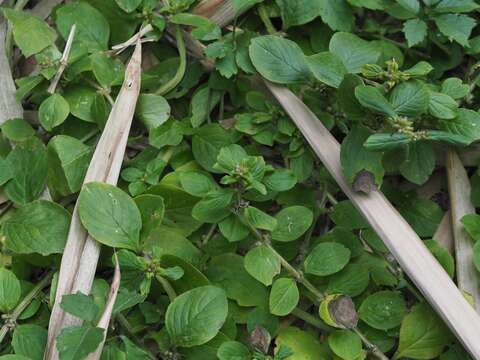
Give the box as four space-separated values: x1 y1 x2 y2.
78 182 142 250
55 2 110 52
244 245 281 286
47 135 92 197
134 194 165 240
114 0 142 13
56 325 104 360
275 0 322 28
60 292 99 322
12 324 47 360
271 206 313 242
3 9 57 57
395 303 452 359
166 285 228 347
217 341 251 360
0 118 35 142
424 239 455 278
214 144 248 173
399 198 443 237
192 189 234 223
359 291 407 330
389 81 429 117
135 94 171 130
461 214 480 241
5 137 48 205
245 206 278 231
304 242 351 276
327 263 370 297
396 0 420 13
64 85 107 123
329 32 381 73
355 85 395 116
441 77 470 99
328 330 362 360
149 120 183 149
364 132 411 151
275 327 323 360
0 268 21 313
192 124 232 173
190 87 222 128
438 108 480 142
318 0 355 32
206 254 268 307
330 201 368 230
39 94 70 131
426 130 472 146
0 158 13 187
428 92 458 119
219 215 249 242
170 13 221 41
433 0 480 13
306 52 347 88
90 53 124 87
403 19 427 47
434 14 476 47
341 124 385 186
399 141 435 185
269 278 299 316
249 35 311 84
3 200 70 255
263 169 297 192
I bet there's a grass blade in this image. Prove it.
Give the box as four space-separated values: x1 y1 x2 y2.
45 41 142 360
264 80 480 359
446 149 480 310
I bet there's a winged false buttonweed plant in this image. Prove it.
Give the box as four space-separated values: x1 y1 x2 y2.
0 0 478 359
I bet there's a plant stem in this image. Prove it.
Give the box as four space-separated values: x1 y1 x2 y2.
240 213 390 359
240 214 325 302
116 313 156 359
202 223 217 246
257 4 277 35
155 275 177 302
353 328 390 360
155 25 186 95
291 307 331 332
0 270 53 344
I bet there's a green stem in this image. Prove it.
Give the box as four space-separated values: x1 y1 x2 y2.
257 4 277 35
155 275 177 302
202 223 217 246
291 307 331 332
155 25 186 96
5 0 31 62
79 129 100 144
0 270 53 344
117 313 156 359
240 213 325 302
353 328 390 360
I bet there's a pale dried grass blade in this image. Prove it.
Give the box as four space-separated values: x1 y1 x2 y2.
193 0 240 27
446 149 480 311
264 80 480 359
48 24 76 94
0 16 22 124
86 255 121 360
433 211 454 255
45 41 142 360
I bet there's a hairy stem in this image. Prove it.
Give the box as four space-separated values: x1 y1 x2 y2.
0 270 53 344
155 275 177 302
